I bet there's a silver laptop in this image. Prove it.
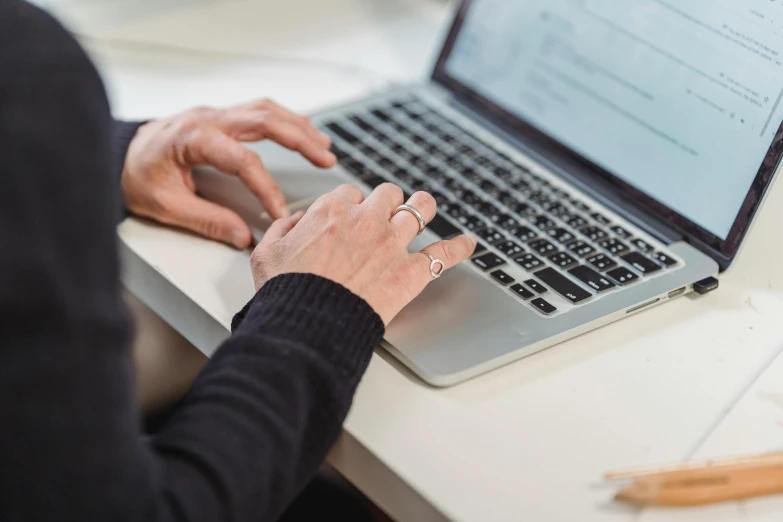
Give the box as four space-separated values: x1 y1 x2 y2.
304 0 783 386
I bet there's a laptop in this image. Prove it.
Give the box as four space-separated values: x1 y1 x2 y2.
302 0 783 386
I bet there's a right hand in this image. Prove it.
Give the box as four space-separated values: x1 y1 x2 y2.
250 183 477 325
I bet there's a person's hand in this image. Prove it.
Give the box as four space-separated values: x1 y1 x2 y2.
121 99 336 249
250 183 477 325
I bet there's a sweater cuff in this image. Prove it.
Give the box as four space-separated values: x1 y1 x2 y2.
112 119 145 184
233 273 385 374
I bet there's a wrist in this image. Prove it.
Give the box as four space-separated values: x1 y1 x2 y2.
233 273 385 375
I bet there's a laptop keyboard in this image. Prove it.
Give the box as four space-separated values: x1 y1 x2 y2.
320 96 680 317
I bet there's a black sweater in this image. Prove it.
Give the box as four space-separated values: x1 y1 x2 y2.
0 2 384 522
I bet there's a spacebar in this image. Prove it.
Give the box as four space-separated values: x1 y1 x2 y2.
533 268 592 304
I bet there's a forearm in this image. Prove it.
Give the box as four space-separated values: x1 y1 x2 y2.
151 274 382 521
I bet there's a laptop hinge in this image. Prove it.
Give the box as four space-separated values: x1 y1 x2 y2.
428 84 684 246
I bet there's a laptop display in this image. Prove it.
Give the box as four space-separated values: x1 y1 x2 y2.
433 0 783 265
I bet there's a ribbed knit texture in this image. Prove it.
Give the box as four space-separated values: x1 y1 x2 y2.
112 120 144 184
233 273 384 374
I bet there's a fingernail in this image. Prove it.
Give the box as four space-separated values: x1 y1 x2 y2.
279 205 292 218
232 230 247 249
293 210 305 218
468 234 478 246
324 151 337 163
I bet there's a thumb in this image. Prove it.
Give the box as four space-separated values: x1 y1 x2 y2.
261 211 305 246
158 192 253 249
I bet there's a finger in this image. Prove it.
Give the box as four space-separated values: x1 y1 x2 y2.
390 191 437 243
363 182 405 218
409 234 478 284
220 100 332 151
218 110 335 168
261 211 305 246
246 99 331 146
182 128 289 219
331 184 365 205
156 191 254 249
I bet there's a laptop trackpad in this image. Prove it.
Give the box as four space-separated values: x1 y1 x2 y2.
384 233 526 371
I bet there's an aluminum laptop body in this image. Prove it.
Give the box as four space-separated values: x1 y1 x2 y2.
275 1 783 386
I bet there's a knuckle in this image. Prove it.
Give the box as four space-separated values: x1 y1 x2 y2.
257 98 276 110
381 182 403 199
440 242 456 266
170 117 201 138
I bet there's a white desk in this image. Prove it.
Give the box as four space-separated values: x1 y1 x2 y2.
55 1 783 520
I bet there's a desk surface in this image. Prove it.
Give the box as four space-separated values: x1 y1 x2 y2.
58 1 783 520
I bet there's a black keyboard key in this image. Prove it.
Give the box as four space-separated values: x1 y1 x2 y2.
508 201 536 217
510 226 538 242
567 241 596 258
474 200 498 216
569 265 617 293
653 252 678 267
472 253 505 271
496 240 525 258
548 252 579 269
621 252 662 275
331 144 350 160
598 238 629 255
472 241 490 257
515 254 543 271
607 267 639 286
490 270 515 286
430 191 450 206
611 225 631 239
497 191 516 207
350 115 374 132
510 284 535 300
533 268 591 304
363 175 386 188
495 167 514 181
461 191 484 206
580 226 608 242
572 200 591 212
476 227 505 244
457 214 485 231
510 178 532 193
428 215 461 238
371 109 392 122
565 215 588 229
591 212 611 225
630 238 654 252
548 227 577 244
479 179 503 197
548 204 570 218
325 122 359 144
444 203 468 219
531 297 558 316
586 254 618 272
524 279 549 295
341 159 375 179
529 239 558 256
491 213 519 230
532 215 557 231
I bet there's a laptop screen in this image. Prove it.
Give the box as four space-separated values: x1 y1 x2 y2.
434 0 783 264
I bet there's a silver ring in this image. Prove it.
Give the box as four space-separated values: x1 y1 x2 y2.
420 250 445 280
394 204 426 236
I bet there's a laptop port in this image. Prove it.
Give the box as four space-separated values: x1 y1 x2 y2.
668 287 686 299
626 298 661 314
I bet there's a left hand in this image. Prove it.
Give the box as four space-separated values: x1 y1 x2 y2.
121 99 337 249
